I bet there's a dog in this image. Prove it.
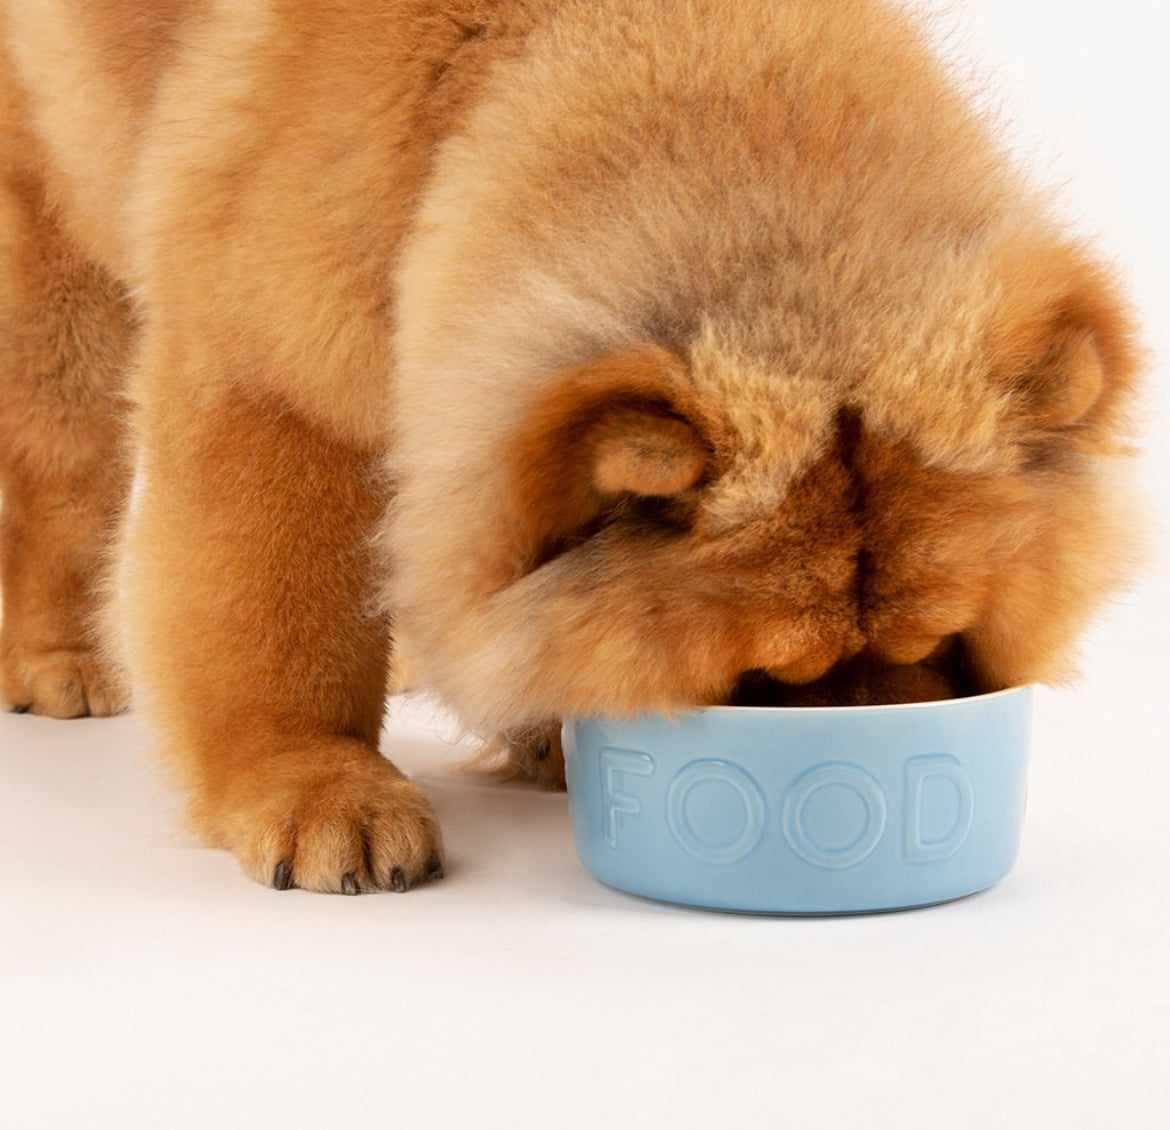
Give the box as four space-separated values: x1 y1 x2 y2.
0 0 1142 893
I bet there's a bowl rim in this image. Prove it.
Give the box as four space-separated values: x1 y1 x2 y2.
567 684 1032 725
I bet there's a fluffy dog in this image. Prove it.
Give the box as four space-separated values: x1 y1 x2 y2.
0 0 1142 892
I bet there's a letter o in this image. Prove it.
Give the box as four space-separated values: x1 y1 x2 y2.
783 763 887 869
666 760 767 865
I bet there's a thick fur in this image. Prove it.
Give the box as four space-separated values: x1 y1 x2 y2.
0 0 1142 892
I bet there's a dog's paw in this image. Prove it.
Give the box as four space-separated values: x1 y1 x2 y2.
2 647 129 718
217 748 444 894
475 724 566 790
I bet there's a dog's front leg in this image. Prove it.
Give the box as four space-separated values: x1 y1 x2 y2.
123 380 441 893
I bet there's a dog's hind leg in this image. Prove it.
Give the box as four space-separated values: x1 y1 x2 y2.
0 166 135 718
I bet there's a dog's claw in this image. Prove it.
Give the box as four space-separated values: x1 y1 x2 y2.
341 872 359 896
390 867 410 893
11 703 31 714
273 861 293 891
425 856 445 882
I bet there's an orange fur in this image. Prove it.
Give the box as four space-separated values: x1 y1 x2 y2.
0 0 1143 891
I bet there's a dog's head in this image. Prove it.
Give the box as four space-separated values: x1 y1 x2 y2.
390 234 1141 730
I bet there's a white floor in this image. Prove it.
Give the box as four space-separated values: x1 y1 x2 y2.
3 3 1168 1128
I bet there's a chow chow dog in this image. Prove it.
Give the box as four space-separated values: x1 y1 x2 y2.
0 0 1142 893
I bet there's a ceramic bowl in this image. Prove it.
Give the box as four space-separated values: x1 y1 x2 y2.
562 687 1031 914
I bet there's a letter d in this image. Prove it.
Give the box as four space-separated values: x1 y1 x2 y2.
904 755 975 862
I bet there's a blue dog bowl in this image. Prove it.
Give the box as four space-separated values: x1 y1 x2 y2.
563 687 1031 914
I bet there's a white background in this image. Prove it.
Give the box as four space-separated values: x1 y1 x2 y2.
2 2 1167 1127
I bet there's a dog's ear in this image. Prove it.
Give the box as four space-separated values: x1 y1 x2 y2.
1020 325 1105 430
992 240 1141 455
957 241 1144 688
500 344 708 578
588 404 707 496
